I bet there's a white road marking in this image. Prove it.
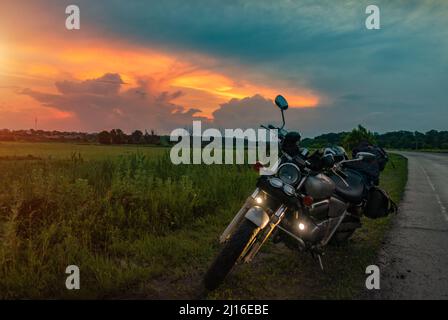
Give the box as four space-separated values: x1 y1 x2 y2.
421 167 436 191
421 166 448 222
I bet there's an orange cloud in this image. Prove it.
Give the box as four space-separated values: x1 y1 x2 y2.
171 71 319 117
1 32 320 129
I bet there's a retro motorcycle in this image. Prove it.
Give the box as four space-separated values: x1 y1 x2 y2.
203 95 388 291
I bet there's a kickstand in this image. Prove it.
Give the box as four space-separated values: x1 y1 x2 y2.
311 252 325 271
317 254 324 271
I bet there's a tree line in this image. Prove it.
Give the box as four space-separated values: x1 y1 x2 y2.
301 126 448 150
2 126 448 150
0 128 165 145
97 129 162 145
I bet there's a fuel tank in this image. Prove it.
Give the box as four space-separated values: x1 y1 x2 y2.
304 173 335 200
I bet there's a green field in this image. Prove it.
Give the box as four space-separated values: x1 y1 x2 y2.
0 141 168 160
0 142 407 299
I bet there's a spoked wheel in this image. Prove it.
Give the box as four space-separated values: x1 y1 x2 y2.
203 220 259 291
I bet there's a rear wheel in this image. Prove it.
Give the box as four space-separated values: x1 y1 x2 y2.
204 220 259 291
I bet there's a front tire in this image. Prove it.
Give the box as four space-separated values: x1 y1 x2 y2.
204 220 259 291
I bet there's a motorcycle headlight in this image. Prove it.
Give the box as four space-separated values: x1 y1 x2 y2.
277 163 301 185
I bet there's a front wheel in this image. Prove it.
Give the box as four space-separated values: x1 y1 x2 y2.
203 220 259 291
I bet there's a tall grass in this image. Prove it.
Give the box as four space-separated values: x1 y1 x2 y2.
0 151 256 298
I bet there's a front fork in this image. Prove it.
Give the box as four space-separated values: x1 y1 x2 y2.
219 188 288 263
242 204 287 263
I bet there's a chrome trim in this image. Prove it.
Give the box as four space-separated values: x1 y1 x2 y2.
250 188 260 198
296 175 307 191
275 204 287 218
277 225 306 249
310 199 330 209
320 211 347 246
331 168 349 187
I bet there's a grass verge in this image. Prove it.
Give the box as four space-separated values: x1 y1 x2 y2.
0 145 407 299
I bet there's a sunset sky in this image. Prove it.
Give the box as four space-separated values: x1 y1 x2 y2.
0 1 447 136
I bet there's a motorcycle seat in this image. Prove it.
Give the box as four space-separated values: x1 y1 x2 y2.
329 169 365 204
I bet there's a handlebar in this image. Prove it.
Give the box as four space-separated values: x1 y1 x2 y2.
260 124 288 139
260 124 278 130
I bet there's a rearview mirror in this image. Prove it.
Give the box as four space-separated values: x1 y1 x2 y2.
356 152 376 161
275 95 288 110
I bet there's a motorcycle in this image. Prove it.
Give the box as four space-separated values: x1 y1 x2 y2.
203 94 383 291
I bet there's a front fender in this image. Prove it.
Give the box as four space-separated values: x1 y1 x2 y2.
245 206 269 229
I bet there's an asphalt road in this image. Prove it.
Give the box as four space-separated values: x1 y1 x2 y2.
364 151 448 299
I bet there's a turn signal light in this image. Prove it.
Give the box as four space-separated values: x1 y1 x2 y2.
303 195 314 207
253 161 264 172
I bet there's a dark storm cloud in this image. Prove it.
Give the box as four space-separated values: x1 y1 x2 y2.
54 73 124 95
212 94 444 137
23 0 448 134
21 73 206 132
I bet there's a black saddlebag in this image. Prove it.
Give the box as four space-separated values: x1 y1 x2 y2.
347 142 389 185
364 186 397 219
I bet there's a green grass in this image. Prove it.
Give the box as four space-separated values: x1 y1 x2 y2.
0 141 167 160
0 143 407 299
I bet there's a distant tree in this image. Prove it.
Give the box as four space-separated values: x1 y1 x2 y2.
143 129 160 144
110 129 126 144
414 131 425 149
343 125 376 150
425 130 440 149
131 130 143 144
97 131 112 144
144 130 150 143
